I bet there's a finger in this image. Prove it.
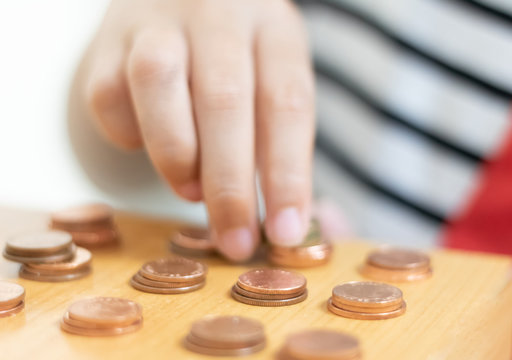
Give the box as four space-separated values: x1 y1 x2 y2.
127 28 201 201
256 5 315 246
189 11 258 261
86 41 142 150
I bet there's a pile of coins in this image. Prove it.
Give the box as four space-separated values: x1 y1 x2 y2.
50 203 119 248
268 220 333 268
360 247 432 282
61 297 143 336
130 257 207 294
170 227 216 258
184 315 266 356
328 281 406 320
0 281 25 318
231 269 308 307
278 329 362 360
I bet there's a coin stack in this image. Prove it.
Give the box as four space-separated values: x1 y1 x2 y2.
184 315 266 356
130 257 207 294
231 269 308 307
360 247 432 282
50 203 119 248
328 281 406 320
170 227 216 258
0 281 25 318
278 329 362 360
268 220 333 268
61 297 143 336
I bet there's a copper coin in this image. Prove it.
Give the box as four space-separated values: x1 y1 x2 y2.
26 247 92 272
283 329 361 360
232 284 305 300
367 248 430 270
331 299 403 314
231 287 308 307
3 244 76 264
133 272 200 288
190 315 265 346
237 269 307 295
140 257 207 283
19 265 91 282
62 311 136 329
328 298 407 320
51 203 113 228
130 277 205 294
183 336 265 356
5 230 72 256
277 349 362 360
268 251 331 268
332 281 403 309
67 297 142 327
60 318 143 337
0 301 24 318
0 281 25 310
70 228 119 247
170 228 216 257
360 263 433 282
186 332 262 350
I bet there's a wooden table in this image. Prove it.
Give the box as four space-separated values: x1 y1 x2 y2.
1 208 511 359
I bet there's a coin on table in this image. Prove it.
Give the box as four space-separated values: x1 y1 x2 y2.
67 297 142 327
327 298 407 320
184 336 266 356
237 269 307 295
367 248 430 270
0 281 25 310
231 287 308 307
332 281 403 309
0 301 25 318
140 257 207 283
232 283 304 300
5 230 72 256
19 265 91 282
26 247 91 272
130 276 205 294
3 244 76 264
60 318 143 336
132 272 201 289
51 203 113 229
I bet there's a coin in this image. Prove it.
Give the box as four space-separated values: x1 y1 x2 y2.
25 247 92 272
70 228 119 247
360 263 433 282
231 287 308 307
232 284 304 300
237 269 307 295
132 272 200 289
0 301 24 318
140 257 207 283
367 248 430 270
3 244 76 264
130 276 205 294
183 335 266 356
283 329 361 360
5 231 72 256
51 203 113 229
60 318 143 336
67 297 142 327
0 281 25 310
328 298 407 320
190 315 265 347
170 227 216 257
332 281 403 309
62 311 124 329
19 265 91 282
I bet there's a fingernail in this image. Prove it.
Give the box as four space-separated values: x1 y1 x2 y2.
217 227 254 262
177 181 202 201
268 207 304 246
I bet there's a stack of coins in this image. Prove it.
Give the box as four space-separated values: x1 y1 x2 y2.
50 203 119 248
268 220 333 268
231 269 308 307
278 329 362 360
360 247 432 282
19 247 92 282
0 281 25 318
130 257 207 294
328 281 406 320
61 297 143 336
3 230 76 264
170 227 216 258
184 315 266 356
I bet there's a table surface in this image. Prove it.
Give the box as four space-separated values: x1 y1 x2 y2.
1 207 511 360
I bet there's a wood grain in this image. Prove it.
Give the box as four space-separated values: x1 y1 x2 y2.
0 207 511 359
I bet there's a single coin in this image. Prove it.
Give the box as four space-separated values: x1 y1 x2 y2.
68 297 142 327
190 315 265 346
130 277 205 294
62 312 135 329
183 335 265 356
170 228 216 257
331 299 403 314
232 284 305 300
133 272 200 288
5 231 72 256
231 287 308 307
276 348 362 360
328 298 406 320
140 257 207 283
60 318 142 337
19 265 91 282
360 264 433 282
268 252 331 268
3 244 76 264
186 332 263 350
26 247 92 272
70 228 118 247
0 301 24 318
367 248 430 270
237 269 307 295
51 203 113 228
283 329 361 360
0 281 25 310
332 281 403 308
